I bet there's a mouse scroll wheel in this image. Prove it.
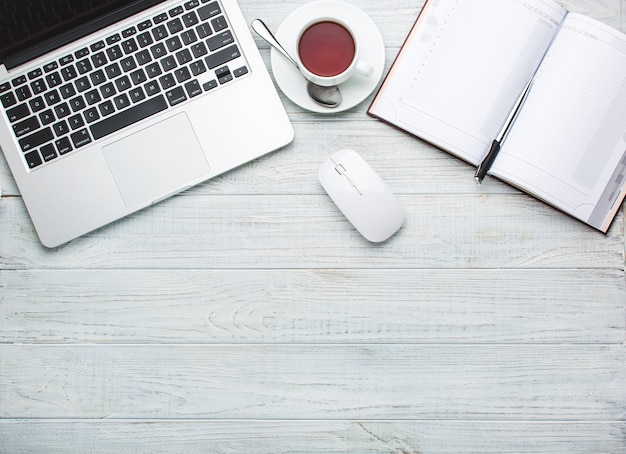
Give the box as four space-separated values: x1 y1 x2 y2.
335 164 347 175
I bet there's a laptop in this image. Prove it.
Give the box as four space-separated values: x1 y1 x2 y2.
0 0 294 247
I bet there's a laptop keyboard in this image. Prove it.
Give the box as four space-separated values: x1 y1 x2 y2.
0 0 249 170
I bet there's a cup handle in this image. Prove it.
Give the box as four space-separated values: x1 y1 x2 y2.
355 60 374 78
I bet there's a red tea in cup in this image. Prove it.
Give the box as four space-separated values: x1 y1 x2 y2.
297 21 356 77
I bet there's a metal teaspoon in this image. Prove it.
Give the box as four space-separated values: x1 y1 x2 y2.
251 19 342 108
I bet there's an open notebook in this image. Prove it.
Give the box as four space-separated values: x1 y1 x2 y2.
368 0 626 232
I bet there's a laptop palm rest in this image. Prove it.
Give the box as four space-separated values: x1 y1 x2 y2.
103 113 210 207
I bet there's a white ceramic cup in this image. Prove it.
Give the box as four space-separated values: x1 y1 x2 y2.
294 17 374 87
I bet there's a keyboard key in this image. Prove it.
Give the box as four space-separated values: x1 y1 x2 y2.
52 120 69 136
91 52 108 68
115 76 132 92
122 27 137 38
27 69 43 80
207 30 234 51
12 75 27 86
99 100 115 117
122 38 138 54
176 49 193 65
184 79 202 98
44 62 59 73
114 93 130 110
211 16 228 32
130 69 148 85
19 127 53 151
106 33 121 45
198 2 221 20
44 89 61 106
150 43 167 59
15 85 32 101
169 6 184 16
154 12 168 24
90 69 106 86
105 63 122 79
161 56 177 72
61 66 78 81
30 78 46 94
54 102 71 118
91 41 106 52
174 67 191 83
166 36 183 52
120 56 137 72
181 29 198 45
85 90 101 105
185 0 200 9
234 66 248 78
182 12 199 28
136 49 152 65
7 103 30 122
75 76 91 92
166 86 187 106
167 18 184 34
202 79 217 91
56 137 73 155
39 109 55 125
76 59 93 74
106 45 123 61
144 81 161 96
60 54 74 66
25 150 43 168
191 42 208 58
205 44 240 69
159 73 176 89
152 24 168 41
60 83 77 99
84 107 100 123
138 20 152 31
41 143 58 162
100 83 116 99
70 128 92 148
190 60 206 76
90 95 167 140
69 96 86 112
68 114 85 130
137 31 153 47
146 62 162 79
196 22 212 38
75 47 90 58
13 116 40 137
45 72 63 88
29 96 45 112
1 92 17 108
129 87 146 103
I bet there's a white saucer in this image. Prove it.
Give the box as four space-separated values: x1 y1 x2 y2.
271 0 385 113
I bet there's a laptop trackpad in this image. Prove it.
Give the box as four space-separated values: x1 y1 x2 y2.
103 113 210 207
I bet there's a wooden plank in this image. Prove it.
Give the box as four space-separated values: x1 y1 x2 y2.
0 269 623 344
1 195 622 269
1 420 625 453
1 344 623 419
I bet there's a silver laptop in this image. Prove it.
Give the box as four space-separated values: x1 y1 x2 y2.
0 0 294 247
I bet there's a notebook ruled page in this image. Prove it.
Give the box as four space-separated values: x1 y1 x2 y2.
492 14 626 229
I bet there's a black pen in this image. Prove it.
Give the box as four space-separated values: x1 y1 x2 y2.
475 78 533 184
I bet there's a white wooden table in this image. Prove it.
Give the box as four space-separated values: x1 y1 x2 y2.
1 0 625 452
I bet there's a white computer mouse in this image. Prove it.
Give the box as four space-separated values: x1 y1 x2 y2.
319 149 404 243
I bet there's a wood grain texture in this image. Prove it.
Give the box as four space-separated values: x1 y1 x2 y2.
0 0 625 452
